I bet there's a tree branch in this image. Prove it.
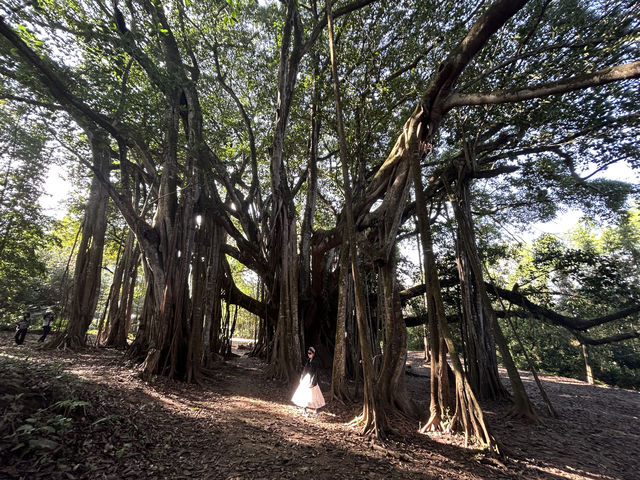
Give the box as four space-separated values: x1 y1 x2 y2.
486 283 640 331
445 61 640 109
458 35 616 92
419 0 530 139
401 280 640 333
0 17 124 141
573 329 640 346
0 93 64 111
302 0 378 56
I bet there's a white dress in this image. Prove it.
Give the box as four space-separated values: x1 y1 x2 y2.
292 373 325 409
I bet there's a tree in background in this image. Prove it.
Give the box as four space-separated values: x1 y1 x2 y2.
503 206 640 388
0 104 53 317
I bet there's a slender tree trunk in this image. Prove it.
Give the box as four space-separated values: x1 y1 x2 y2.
505 314 558 417
97 241 123 346
327 0 386 437
420 216 453 432
50 128 110 349
330 245 351 402
300 51 320 309
582 343 594 385
377 253 418 418
104 229 139 349
415 229 431 362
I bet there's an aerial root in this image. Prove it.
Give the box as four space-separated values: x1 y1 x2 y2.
419 413 443 434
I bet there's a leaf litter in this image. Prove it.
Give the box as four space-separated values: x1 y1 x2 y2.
0 333 638 479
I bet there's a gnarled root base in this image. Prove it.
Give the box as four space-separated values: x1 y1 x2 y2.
421 383 502 456
348 407 389 439
419 412 443 434
506 399 540 424
45 334 85 351
452 384 500 454
138 348 161 381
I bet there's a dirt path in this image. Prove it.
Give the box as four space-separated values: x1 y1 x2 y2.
1 334 638 479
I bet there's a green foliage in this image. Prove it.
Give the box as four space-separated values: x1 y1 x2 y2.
502 207 640 389
0 356 86 468
0 353 153 475
0 104 55 318
407 325 426 351
442 0 640 233
226 256 260 339
502 318 585 380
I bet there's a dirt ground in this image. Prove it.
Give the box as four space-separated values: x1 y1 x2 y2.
0 332 638 480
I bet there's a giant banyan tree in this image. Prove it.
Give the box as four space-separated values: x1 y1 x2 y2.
1 0 639 446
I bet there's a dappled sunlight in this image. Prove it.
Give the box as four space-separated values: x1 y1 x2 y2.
2 334 639 479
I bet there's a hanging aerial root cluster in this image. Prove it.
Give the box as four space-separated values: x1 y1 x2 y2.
451 377 500 452
420 385 502 456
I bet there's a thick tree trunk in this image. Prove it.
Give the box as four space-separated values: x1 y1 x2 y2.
410 122 497 449
199 215 225 368
453 174 508 400
452 158 537 422
135 78 223 382
266 0 305 382
50 128 110 349
328 0 386 437
417 208 497 449
377 254 418 418
185 203 225 378
350 258 387 437
269 210 303 382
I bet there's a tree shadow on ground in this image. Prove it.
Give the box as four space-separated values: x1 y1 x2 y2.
1 334 637 479
0 347 496 479
405 351 639 480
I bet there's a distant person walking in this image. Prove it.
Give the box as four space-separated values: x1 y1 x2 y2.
14 312 30 345
292 346 325 416
38 310 54 343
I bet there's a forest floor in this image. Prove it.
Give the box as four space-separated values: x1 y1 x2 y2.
0 332 638 480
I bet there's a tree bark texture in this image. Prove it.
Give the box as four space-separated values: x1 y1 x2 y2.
104 229 139 349
452 162 508 400
266 0 305 382
53 128 110 349
330 245 352 403
377 254 418 418
582 343 595 385
327 0 386 437
452 157 538 422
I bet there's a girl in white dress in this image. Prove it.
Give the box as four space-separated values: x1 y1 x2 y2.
291 346 325 416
